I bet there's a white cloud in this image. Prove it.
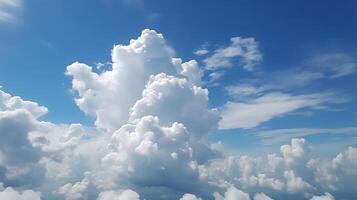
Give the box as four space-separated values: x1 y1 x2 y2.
129 73 219 139
221 51 357 105
200 138 357 199
219 92 332 129
97 189 140 200
284 170 314 194
99 115 202 190
0 89 48 118
180 193 202 200
256 127 357 145
310 193 335 200
194 42 209 56
280 138 307 166
94 62 112 71
308 52 357 78
194 49 209 56
173 59 203 86
225 84 267 98
66 29 204 132
0 0 21 23
1 29 357 200
203 37 262 71
0 89 47 186
213 186 250 200
208 71 225 83
253 193 273 200
308 146 357 192
0 184 41 200
1 84 357 199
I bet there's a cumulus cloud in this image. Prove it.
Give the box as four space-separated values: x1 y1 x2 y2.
129 73 219 139
57 173 92 200
200 137 357 200
0 89 46 187
284 170 314 194
0 89 48 118
203 37 262 71
0 183 41 200
180 193 202 200
97 189 140 200
213 186 250 200
100 116 201 190
310 192 334 200
66 29 204 132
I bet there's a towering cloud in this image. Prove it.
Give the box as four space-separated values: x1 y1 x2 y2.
66 29 203 132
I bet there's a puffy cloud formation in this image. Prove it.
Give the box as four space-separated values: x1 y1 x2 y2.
200 138 357 200
0 183 41 200
101 116 200 190
213 186 250 200
0 89 45 187
66 29 203 132
310 193 334 200
129 73 219 139
0 29 356 200
1 85 357 199
213 186 274 200
180 193 202 200
0 89 48 117
97 189 140 200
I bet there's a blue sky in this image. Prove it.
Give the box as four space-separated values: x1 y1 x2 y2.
1 0 356 151
0 1 357 199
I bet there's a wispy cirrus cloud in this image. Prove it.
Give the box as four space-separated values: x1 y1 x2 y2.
219 50 356 130
219 92 340 130
225 51 357 96
256 127 357 145
308 52 357 78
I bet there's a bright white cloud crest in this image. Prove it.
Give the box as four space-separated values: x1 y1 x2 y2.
0 29 356 200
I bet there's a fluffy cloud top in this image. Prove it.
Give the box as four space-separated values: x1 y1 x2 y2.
101 115 200 190
66 29 203 132
0 184 41 200
97 189 140 200
180 193 202 200
310 193 334 200
213 186 250 200
129 73 219 139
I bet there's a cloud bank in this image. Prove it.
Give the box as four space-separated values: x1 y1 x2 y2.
0 29 356 200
